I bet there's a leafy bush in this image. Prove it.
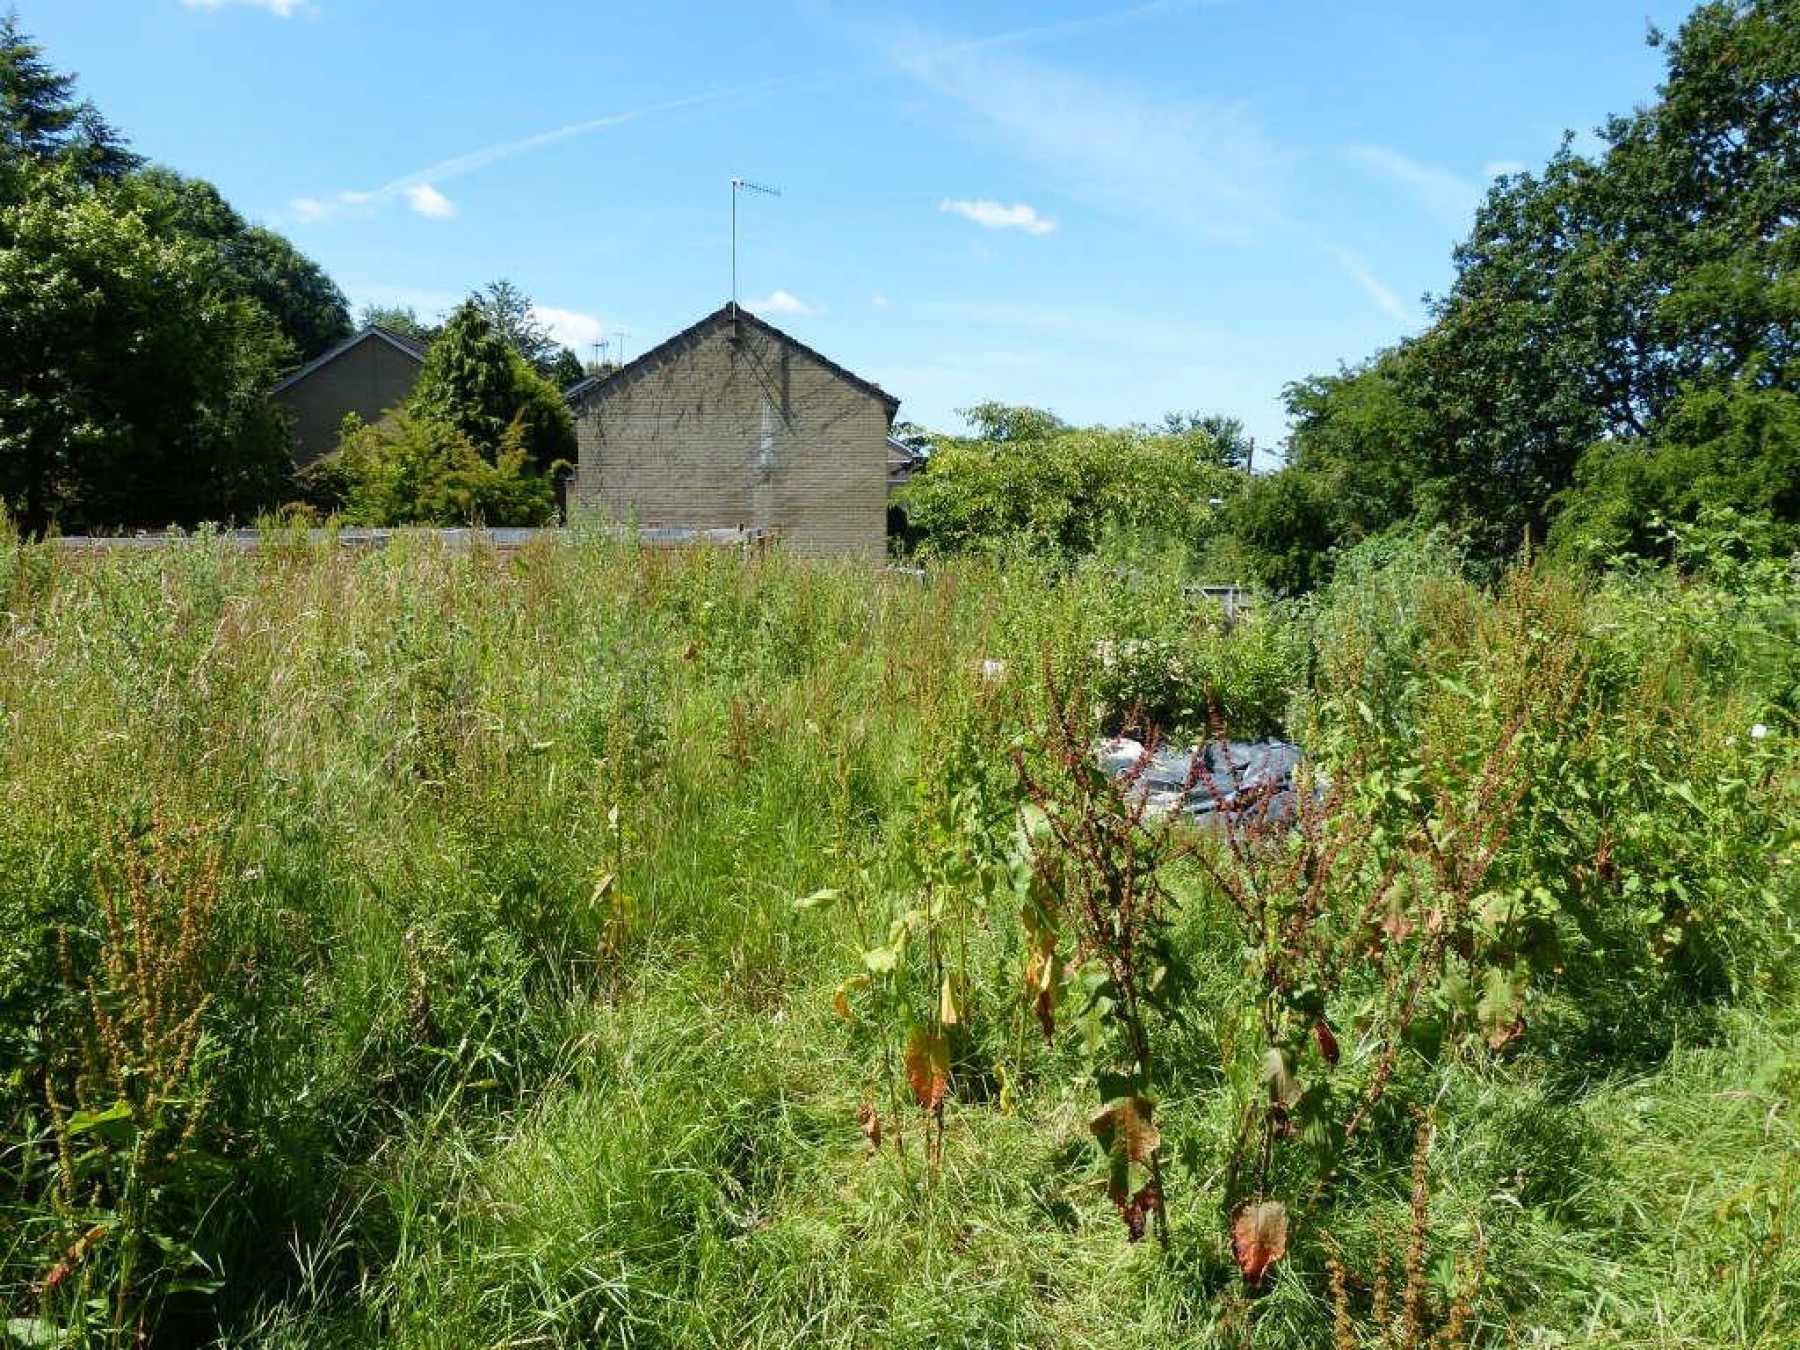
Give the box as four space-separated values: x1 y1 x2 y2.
333 411 555 527
1550 381 1800 565
899 408 1240 562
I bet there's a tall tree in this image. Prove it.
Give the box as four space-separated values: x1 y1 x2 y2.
1409 0 1800 555
133 169 350 360
958 402 1069 443
0 166 290 532
359 303 437 343
0 11 137 187
548 346 585 388
1253 0 1800 576
900 411 1240 560
1158 411 1255 470
409 302 576 470
0 18 351 529
471 278 562 377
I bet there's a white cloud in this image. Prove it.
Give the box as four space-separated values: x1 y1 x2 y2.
939 198 1056 235
289 196 335 223
870 293 890 308
531 305 606 351
180 0 308 15
745 290 824 316
1345 145 1481 225
404 183 456 219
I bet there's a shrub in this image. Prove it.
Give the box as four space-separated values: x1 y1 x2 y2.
335 411 555 526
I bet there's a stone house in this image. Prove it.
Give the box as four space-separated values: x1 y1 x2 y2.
269 324 427 465
564 303 900 559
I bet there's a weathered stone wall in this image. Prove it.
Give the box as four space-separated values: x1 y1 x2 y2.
571 318 889 559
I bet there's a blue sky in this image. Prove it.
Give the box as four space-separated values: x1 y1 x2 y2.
33 0 1697 454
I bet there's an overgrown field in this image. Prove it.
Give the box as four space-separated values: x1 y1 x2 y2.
1 529 1796 1348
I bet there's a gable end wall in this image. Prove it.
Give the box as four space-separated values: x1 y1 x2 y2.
273 337 423 466
571 320 888 559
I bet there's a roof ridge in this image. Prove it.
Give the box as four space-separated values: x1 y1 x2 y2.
564 303 899 420
269 324 428 396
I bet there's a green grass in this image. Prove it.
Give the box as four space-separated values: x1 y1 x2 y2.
0 527 1794 1347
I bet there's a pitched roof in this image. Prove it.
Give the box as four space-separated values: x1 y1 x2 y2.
269 324 428 397
564 303 901 422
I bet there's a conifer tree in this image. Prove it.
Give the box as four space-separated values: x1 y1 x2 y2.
0 11 137 186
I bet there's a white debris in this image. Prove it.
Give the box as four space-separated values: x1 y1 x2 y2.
1096 737 1147 776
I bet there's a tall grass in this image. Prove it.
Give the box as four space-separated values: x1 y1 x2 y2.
0 527 1794 1346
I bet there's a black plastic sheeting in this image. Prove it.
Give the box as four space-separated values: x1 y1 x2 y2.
1097 737 1306 828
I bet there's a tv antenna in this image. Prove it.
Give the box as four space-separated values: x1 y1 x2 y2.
730 177 781 313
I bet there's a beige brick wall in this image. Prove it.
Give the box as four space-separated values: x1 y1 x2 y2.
273 337 422 466
571 318 890 560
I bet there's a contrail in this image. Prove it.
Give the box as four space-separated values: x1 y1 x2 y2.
296 71 825 219
294 2 1207 223
942 0 1210 57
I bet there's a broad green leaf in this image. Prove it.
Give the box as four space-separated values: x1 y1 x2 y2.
65 1101 133 1142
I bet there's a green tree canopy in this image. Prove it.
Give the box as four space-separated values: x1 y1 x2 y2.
1413 0 1800 556
358 303 438 344
132 168 350 360
409 301 576 469
0 15 356 531
900 409 1241 561
0 165 291 532
0 11 137 187
312 301 577 524
470 278 583 381
1240 0 1800 584
331 410 555 527
958 401 1070 443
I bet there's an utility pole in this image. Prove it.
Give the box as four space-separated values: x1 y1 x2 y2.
730 177 781 314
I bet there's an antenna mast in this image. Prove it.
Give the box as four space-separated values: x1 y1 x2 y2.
730 176 781 314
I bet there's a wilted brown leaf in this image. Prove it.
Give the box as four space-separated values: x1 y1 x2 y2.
1021 904 1061 1041
904 1026 950 1112
1089 1095 1161 1165
1314 1020 1340 1068
1232 1200 1289 1285
1487 1015 1526 1050
1120 1180 1160 1243
857 1103 882 1156
831 974 869 1023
